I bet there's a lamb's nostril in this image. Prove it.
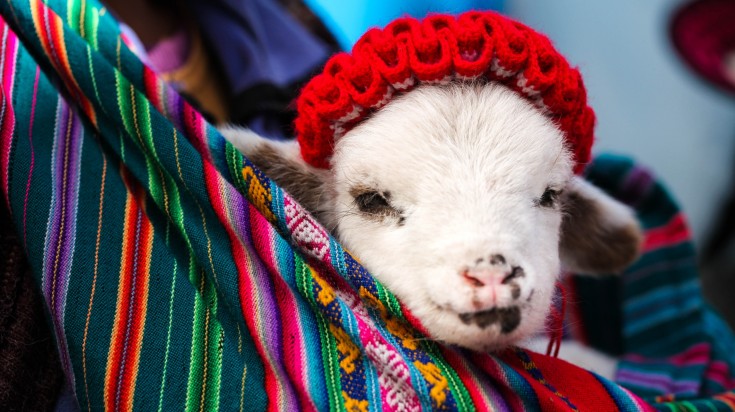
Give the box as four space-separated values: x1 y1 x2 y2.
502 266 525 284
462 270 485 287
489 254 506 265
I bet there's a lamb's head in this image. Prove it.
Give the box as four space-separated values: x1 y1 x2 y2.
221 82 642 351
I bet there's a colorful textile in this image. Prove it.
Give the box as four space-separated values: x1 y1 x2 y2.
0 0 732 410
570 156 735 410
294 11 595 173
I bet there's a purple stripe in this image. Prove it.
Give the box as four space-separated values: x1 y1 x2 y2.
618 166 655 207
42 98 84 388
225 183 301 407
485 365 512 412
616 369 700 394
22 67 41 250
166 84 185 133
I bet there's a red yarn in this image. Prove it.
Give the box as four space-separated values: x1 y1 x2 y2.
546 281 567 358
294 11 595 174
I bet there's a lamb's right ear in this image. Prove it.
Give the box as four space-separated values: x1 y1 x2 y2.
559 176 643 275
219 126 329 216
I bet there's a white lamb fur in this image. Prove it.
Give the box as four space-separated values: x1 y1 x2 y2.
221 82 641 363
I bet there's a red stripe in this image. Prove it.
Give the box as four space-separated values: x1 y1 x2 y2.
143 67 161 114
502 349 623 411
470 352 527 410
643 213 690 252
440 349 497 409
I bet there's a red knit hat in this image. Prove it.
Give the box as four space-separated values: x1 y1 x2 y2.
294 11 595 174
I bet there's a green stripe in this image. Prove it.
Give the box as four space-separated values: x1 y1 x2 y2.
296 256 343 412
128 84 161 203
205 327 224 411
427 342 474 412
66 0 80 32
374 280 402 317
157 259 177 412
185 264 223 412
186 264 208 412
114 70 127 161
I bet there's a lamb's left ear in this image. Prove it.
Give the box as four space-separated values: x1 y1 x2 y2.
559 176 643 275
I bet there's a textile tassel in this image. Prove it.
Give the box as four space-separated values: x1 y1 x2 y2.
546 281 566 358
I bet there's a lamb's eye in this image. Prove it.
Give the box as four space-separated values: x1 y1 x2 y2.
354 191 392 214
537 187 561 208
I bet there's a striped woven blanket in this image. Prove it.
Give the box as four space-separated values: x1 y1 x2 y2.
1 0 734 410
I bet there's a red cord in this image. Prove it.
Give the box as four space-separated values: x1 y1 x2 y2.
546 281 566 358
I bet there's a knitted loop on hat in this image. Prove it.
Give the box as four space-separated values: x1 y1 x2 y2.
295 11 595 174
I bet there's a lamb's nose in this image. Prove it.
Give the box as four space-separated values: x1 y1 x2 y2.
461 266 524 287
461 254 524 287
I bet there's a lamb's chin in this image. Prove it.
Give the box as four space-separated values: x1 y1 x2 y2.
407 301 547 353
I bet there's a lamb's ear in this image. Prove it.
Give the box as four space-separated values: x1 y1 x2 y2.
559 176 643 275
219 126 330 216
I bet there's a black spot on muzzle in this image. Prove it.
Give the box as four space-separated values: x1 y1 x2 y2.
459 306 521 333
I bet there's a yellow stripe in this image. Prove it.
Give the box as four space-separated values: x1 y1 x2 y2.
82 154 107 411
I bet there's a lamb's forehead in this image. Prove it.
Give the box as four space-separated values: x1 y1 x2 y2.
333 83 573 190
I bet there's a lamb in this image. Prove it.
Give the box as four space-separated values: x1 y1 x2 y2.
221 12 642 356
221 83 641 352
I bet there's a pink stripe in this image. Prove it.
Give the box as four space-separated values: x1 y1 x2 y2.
357 318 421 411
1 23 18 97
0 88 12 207
182 102 209 159
623 342 710 366
246 206 296 411
256 219 318 412
704 361 735 390
619 386 658 412
0 22 18 207
23 67 41 248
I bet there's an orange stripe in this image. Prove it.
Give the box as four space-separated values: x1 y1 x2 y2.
30 0 97 126
105 181 135 411
713 393 735 409
104 170 152 410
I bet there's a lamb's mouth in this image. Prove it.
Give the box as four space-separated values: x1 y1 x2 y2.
458 306 521 333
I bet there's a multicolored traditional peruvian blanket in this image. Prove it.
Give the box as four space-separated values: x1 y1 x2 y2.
1 0 735 410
